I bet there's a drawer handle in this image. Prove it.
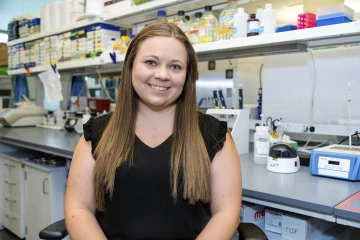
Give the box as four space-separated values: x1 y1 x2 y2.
4 163 15 168
4 214 16 220
43 178 49 194
4 181 16 186
4 197 16 203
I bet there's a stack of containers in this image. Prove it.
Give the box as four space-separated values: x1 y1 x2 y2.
71 28 87 60
24 42 33 67
316 4 354 27
50 36 61 64
7 47 15 69
33 39 43 67
58 32 72 62
14 45 21 69
42 38 51 66
8 21 19 41
19 43 26 69
86 24 121 58
70 0 85 23
19 20 30 38
29 18 41 35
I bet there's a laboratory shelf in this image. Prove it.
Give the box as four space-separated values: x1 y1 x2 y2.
7 17 106 47
7 54 125 75
193 21 360 61
8 21 360 75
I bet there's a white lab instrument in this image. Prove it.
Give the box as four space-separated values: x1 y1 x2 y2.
0 96 47 127
267 143 300 173
254 126 270 164
309 145 360 181
206 109 250 155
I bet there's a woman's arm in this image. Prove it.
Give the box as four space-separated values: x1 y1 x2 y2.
197 132 242 240
65 136 107 240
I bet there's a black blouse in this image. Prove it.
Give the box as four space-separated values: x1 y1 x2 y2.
83 112 227 240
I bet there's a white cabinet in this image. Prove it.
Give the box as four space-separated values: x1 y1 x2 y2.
24 161 68 240
0 150 36 239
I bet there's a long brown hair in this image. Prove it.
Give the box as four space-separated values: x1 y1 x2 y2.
93 22 210 211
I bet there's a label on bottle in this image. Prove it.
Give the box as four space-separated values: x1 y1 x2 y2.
260 26 264 33
189 30 199 35
199 20 209 27
199 29 206 37
248 21 259 33
219 15 233 22
219 29 233 35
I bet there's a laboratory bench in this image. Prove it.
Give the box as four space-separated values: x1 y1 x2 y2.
0 127 360 228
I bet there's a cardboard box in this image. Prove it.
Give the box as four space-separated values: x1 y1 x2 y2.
281 213 335 240
0 43 9 66
265 208 286 234
240 202 265 225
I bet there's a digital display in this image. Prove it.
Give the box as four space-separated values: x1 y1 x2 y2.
328 160 340 165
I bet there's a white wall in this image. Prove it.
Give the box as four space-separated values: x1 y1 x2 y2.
262 46 360 127
0 0 52 31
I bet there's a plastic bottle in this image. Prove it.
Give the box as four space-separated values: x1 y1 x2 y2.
256 8 263 26
247 13 260 37
260 3 276 35
156 10 166 22
233 8 248 38
218 0 238 40
254 126 270 164
198 6 218 43
189 12 202 44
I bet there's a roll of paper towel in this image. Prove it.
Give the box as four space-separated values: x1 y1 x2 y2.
50 1 62 30
86 0 103 17
60 0 71 27
41 4 51 33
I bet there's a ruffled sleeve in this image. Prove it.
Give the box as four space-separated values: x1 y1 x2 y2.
82 113 112 158
198 112 228 161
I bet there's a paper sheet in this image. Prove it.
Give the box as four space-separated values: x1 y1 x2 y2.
38 69 64 102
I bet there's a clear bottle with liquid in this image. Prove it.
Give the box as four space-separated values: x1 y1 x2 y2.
174 10 186 26
218 0 238 40
156 10 166 22
175 10 190 37
189 12 202 44
198 6 218 43
254 126 270 164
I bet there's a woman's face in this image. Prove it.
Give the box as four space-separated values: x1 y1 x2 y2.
132 36 187 111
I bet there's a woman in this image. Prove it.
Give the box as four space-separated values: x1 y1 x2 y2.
65 22 242 239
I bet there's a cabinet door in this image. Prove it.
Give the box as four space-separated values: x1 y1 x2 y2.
25 167 51 240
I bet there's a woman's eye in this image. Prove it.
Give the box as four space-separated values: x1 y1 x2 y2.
145 60 156 66
171 65 181 70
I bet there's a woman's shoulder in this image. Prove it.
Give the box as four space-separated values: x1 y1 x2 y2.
198 111 228 161
83 113 112 144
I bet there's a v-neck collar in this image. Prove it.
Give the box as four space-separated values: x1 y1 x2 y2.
135 134 173 150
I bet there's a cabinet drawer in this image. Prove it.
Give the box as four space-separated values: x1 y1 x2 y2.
3 192 21 216
2 208 23 238
2 159 21 179
2 176 20 199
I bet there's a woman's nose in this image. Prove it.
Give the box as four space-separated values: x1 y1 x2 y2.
154 66 170 81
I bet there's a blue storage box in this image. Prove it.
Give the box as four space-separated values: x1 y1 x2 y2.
276 25 297 33
30 18 41 26
316 16 353 27
318 12 354 21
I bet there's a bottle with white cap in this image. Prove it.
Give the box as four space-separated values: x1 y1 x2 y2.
260 3 276 35
233 8 248 38
254 126 270 164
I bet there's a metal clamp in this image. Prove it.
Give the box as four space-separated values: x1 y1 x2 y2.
5 197 16 203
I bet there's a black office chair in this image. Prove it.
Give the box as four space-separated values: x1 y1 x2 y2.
39 219 268 240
